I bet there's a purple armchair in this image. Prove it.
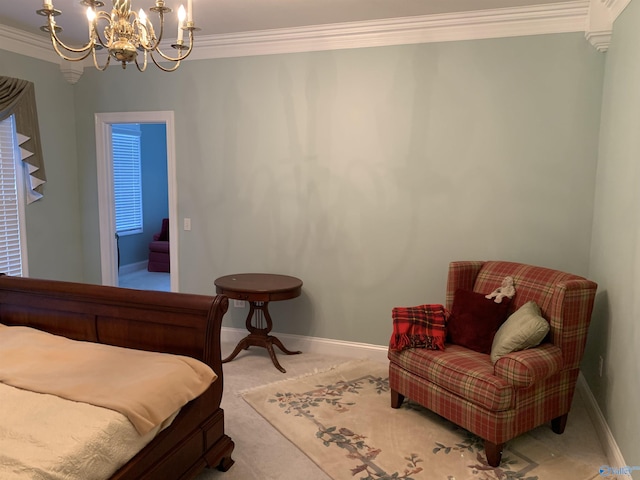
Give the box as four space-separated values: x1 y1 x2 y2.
147 218 170 273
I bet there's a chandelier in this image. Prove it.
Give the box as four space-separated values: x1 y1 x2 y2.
36 0 198 72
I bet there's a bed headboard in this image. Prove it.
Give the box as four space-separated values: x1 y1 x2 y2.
0 275 229 374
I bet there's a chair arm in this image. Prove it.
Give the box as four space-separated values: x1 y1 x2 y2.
153 233 160 241
493 343 563 388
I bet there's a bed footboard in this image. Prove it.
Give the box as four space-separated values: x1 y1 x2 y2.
0 275 234 479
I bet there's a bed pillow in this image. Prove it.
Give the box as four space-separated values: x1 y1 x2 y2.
446 289 511 354
490 301 550 364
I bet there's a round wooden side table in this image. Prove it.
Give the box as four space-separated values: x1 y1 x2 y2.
215 273 303 373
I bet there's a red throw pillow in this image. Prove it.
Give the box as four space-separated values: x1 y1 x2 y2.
447 289 511 354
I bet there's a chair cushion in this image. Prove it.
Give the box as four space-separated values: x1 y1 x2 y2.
446 289 510 354
388 344 514 411
490 301 549 364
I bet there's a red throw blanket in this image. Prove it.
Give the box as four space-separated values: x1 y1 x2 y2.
390 304 447 352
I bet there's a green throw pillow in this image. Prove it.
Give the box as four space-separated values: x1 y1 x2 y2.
490 301 550 364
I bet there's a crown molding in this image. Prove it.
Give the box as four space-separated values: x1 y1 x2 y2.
0 0 621 83
0 24 59 63
585 29 613 51
606 0 632 19
189 1 591 60
0 24 87 82
59 62 84 85
586 0 632 51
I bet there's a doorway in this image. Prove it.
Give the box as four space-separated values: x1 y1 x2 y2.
95 111 178 291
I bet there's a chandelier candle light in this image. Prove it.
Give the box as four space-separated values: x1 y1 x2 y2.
36 0 198 72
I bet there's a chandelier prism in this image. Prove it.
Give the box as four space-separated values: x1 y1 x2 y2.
36 0 199 72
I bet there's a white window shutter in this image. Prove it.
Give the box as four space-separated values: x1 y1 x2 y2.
112 124 143 235
0 116 24 276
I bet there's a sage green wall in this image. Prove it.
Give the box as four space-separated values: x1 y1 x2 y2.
587 1 640 473
73 32 604 346
0 50 84 281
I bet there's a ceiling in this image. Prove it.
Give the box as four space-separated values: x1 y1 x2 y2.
2 0 573 44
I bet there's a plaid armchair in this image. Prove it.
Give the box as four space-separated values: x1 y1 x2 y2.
388 261 597 467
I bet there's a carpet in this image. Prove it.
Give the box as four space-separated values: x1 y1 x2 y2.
241 360 599 480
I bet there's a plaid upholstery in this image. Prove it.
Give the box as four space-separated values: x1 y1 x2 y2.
445 261 484 311
388 345 513 411
494 343 563 387
389 362 578 445
470 261 596 369
389 304 446 352
389 260 596 447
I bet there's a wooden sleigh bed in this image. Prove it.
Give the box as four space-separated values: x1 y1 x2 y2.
0 275 235 480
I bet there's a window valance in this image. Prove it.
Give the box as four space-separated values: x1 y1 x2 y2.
0 77 46 203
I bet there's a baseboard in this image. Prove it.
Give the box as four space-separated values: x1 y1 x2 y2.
220 327 389 364
118 261 148 275
577 372 631 477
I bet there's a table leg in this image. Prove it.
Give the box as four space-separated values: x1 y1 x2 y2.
220 336 252 365
222 301 301 373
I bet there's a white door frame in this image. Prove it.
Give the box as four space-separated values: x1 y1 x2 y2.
95 111 178 291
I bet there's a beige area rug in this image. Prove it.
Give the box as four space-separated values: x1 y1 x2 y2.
241 360 600 480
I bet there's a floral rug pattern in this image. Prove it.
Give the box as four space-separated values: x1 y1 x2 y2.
269 374 424 479
242 360 596 480
268 373 538 480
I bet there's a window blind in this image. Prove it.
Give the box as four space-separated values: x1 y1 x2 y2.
112 124 143 235
0 116 23 276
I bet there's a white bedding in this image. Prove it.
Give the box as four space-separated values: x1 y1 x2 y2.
0 382 173 480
